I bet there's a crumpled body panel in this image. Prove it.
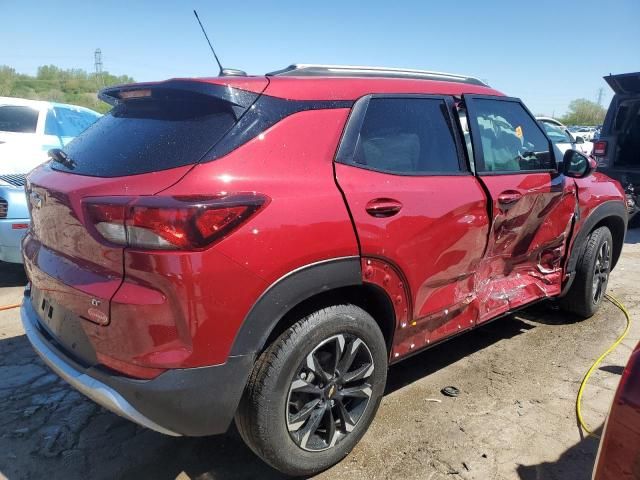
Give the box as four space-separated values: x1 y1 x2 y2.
475 173 576 323
358 173 578 362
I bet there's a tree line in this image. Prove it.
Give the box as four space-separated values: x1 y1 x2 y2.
559 98 607 126
0 65 134 113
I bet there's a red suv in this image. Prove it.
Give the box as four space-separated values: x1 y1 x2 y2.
21 64 627 476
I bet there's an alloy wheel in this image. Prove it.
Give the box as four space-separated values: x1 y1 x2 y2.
592 240 611 304
286 333 375 452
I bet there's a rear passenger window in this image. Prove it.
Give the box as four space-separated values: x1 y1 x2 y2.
353 98 461 174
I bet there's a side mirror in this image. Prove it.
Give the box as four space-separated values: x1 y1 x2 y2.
563 149 596 178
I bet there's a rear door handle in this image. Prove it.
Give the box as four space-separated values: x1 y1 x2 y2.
497 190 522 208
365 198 403 218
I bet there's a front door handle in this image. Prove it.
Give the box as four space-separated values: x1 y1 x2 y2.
497 190 522 208
365 198 403 218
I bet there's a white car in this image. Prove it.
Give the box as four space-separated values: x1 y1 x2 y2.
537 117 593 156
0 97 100 263
569 125 597 142
578 126 598 141
0 97 101 172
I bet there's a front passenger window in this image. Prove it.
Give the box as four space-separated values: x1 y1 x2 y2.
471 99 552 173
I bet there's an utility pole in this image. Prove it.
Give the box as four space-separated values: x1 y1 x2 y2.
94 48 103 87
596 87 604 106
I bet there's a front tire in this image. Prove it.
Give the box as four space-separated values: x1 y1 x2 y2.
235 304 387 476
560 226 613 318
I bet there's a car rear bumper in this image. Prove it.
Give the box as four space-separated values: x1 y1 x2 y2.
0 218 28 263
21 294 253 436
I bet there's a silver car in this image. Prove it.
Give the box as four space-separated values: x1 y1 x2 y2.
0 174 29 263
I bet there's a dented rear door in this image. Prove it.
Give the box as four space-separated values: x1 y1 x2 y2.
464 95 576 322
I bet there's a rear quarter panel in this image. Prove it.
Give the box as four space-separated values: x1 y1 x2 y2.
114 108 359 367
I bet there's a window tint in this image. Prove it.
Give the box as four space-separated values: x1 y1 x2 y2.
471 99 552 172
353 98 461 174
0 105 39 133
54 90 239 177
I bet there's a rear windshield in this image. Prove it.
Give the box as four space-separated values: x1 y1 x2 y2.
53 89 239 177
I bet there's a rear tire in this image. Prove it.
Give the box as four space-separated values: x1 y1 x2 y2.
235 304 387 476
560 226 613 318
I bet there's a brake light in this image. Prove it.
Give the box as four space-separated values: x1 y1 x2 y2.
84 194 267 250
593 140 607 156
118 89 152 100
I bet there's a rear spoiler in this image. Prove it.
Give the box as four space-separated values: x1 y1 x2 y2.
98 79 260 117
604 72 640 95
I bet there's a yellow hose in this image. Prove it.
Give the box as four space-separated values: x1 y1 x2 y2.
576 293 632 438
0 303 21 311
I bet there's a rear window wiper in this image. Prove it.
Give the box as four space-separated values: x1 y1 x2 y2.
49 148 76 170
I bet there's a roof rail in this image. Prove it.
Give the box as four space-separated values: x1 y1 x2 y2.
266 64 488 86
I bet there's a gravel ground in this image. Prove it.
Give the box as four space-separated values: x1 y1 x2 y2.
1 229 639 480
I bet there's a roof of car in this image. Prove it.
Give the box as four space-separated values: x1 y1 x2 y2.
105 65 504 103
0 96 100 115
267 64 488 85
199 75 503 101
0 96 50 110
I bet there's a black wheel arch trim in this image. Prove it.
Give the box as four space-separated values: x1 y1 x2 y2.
229 256 363 356
561 200 627 295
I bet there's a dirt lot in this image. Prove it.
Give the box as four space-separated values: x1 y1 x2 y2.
1 230 639 480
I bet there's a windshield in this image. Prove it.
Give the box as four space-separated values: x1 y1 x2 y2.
47 106 101 137
540 122 573 143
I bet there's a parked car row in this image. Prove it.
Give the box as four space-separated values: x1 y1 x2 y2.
568 125 600 141
0 97 100 263
537 116 593 156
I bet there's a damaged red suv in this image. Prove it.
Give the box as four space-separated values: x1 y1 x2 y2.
21 64 627 476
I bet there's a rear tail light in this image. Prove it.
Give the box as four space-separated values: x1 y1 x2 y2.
593 140 607 156
84 193 267 250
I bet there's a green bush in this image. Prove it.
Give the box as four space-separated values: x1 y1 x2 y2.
0 65 134 113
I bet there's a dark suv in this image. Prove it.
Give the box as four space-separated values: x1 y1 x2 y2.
594 72 640 223
21 64 627 476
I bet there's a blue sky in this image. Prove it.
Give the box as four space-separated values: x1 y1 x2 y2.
2 0 638 116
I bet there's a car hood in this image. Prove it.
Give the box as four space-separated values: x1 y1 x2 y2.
0 141 49 175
